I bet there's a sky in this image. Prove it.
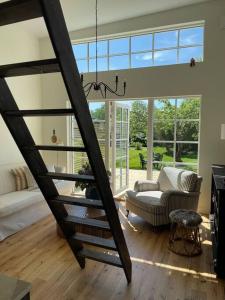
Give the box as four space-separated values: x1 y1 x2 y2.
73 26 204 72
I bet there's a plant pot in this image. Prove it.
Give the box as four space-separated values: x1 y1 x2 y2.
85 186 100 200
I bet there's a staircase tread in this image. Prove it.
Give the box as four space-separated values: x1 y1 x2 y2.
54 195 103 209
5 109 74 117
0 0 42 27
0 0 131 283
35 145 86 152
64 215 110 231
47 172 95 182
78 248 122 267
73 232 116 250
0 59 59 77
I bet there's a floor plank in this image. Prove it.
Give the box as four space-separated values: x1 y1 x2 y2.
0 206 224 300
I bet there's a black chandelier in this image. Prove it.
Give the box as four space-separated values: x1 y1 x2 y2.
80 0 126 98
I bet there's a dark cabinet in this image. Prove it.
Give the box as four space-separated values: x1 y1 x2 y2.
211 165 225 278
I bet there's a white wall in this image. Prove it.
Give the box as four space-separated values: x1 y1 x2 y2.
40 0 225 213
0 25 42 165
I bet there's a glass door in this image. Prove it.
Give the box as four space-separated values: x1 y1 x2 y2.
111 102 130 194
70 101 107 173
69 100 129 195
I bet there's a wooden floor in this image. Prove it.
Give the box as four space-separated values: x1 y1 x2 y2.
0 206 224 300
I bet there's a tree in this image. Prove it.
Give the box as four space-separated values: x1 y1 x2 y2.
130 100 148 145
154 98 199 161
154 100 175 141
90 104 105 120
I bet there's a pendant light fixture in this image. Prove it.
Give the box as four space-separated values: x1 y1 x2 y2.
80 0 126 98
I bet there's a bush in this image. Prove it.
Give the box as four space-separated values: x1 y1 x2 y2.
130 132 147 147
135 142 142 150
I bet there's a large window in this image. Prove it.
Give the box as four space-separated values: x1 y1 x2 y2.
153 97 200 176
69 97 201 193
72 24 204 73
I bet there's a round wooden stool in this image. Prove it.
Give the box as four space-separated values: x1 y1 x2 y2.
168 209 202 257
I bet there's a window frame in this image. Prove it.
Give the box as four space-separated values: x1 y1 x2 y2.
152 97 201 173
72 22 204 72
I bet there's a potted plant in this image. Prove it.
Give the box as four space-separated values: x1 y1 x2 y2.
75 162 111 200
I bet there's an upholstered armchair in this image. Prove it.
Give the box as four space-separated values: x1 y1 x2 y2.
125 167 202 227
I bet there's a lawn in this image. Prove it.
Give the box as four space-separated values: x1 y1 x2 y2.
129 147 147 170
129 146 197 170
73 146 197 172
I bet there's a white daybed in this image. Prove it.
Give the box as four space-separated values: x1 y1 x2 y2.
0 163 73 241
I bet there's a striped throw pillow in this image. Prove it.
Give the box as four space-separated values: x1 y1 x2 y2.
178 171 198 192
23 166 38 190
11 167 28 191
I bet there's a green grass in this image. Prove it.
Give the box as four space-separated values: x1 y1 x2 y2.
152 146 173 162
73 146 197 172
129 147 147 170
129 146 197 170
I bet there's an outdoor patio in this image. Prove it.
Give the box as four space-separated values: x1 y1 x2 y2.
128 169 146 189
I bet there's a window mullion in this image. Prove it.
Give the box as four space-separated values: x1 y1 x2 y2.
147 99 154 180
152 32 155 65
107 40 109 71
87 43 90 72
129 36 131 69
174 98 177 167
177 30 180 63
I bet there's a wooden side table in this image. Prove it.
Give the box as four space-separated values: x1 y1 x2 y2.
0 273 31 300
168 209 202 257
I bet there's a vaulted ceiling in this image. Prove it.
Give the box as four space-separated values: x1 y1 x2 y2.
60 0 211 30
2 0 213 37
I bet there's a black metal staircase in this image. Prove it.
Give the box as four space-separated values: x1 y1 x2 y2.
0 0 131 283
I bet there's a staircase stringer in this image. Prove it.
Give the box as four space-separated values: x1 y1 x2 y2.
40 0 131 282
0 78 85 268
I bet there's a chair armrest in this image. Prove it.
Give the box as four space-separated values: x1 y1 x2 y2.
160 190 200 209
134 180 159 192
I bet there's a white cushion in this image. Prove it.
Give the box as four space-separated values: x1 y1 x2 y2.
126 190 164 213
158 167 197 192
0 190 44 218
134 180 159 192
24 166 38 190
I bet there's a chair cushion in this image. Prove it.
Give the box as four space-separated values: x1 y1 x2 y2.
134 180 159 192
158 167 198 192
126 190 165 214
179 171 198 192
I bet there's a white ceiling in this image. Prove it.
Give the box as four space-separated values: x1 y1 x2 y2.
18 0 211 38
